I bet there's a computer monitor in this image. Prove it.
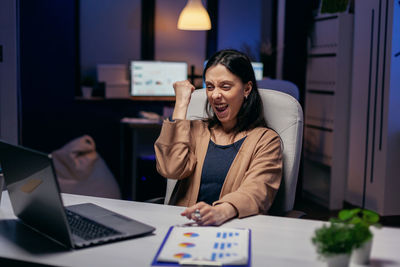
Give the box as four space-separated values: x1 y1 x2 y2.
130 61 188 97
251 62 264 81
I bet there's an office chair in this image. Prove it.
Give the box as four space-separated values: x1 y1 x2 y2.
257 78 300 101
164 88 304 217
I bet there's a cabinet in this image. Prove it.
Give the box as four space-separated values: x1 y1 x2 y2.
346 0 400 216
120 120 166 201
302 12 354 209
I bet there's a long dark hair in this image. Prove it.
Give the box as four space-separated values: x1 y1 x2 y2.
203 49 267 133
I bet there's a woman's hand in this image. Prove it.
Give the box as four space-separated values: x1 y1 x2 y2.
172 80 195 120
181 202 238 226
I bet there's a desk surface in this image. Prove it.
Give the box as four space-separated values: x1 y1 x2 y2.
1 191 400 267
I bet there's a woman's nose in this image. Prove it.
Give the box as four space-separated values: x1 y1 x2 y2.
212 90 221 99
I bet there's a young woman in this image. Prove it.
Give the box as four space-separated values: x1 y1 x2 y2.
154 49 282 226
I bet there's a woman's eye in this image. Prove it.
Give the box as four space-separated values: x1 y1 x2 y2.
206 85 214 90
222 85 231 90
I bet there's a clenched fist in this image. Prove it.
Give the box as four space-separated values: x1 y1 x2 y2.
172 80 195 120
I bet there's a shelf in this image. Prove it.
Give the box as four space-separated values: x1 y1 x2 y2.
302 158 331 207
302 12 354 210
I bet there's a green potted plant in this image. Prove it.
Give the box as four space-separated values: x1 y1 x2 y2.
320 0 350 14
334 208 380 265
312 221 356 266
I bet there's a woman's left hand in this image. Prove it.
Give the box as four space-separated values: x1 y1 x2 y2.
181 202 238 226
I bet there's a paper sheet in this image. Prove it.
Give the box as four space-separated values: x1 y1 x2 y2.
156 226 249 265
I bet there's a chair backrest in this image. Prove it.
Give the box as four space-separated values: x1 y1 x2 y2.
165 89 303 215
257 78 300 101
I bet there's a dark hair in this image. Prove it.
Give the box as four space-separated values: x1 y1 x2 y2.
203 49 267 133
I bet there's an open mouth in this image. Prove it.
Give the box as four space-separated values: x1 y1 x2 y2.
215 104 228 112
214 104 228 117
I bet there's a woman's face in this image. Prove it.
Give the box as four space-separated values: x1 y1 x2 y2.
205 64 252 131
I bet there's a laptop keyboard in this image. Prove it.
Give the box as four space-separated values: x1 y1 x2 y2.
65 209 121 241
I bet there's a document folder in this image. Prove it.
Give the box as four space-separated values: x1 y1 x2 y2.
152 226 251 266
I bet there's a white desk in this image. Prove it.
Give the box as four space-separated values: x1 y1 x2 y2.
1 191 400 267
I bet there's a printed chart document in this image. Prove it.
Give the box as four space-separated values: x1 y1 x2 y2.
152 226 250 266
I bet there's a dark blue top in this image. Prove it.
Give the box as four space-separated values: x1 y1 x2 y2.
197 136 246 205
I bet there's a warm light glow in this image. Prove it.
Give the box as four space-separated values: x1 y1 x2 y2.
177 0 211 31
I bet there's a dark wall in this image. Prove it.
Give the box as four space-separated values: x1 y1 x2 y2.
19 0 165 188
281 0 318 203
282 0 317 106
19 0 78 149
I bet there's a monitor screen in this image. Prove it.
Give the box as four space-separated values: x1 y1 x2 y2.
251 62 264 81
130 61 188 96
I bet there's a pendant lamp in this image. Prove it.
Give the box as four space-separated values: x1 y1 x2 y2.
177 0 211 30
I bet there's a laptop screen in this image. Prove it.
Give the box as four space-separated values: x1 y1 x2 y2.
130 61 188 97
0 140 155 249
0 141 74 247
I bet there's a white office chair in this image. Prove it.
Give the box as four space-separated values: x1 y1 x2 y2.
257 78 300 101
164 88 304 217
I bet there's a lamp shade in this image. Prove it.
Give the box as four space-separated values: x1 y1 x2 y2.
177 0 211 30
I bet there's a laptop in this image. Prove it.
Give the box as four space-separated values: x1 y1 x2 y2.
0 140 155 249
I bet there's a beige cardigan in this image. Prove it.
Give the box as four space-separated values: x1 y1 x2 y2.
154 119 283 218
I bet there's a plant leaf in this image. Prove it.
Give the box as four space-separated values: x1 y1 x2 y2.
338 209 352 221
349 217 362 225
350 208 361 215
362 209 380 224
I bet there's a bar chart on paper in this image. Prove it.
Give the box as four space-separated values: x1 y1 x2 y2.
153 226 250 266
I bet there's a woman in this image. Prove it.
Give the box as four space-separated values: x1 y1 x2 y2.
154 49 282 226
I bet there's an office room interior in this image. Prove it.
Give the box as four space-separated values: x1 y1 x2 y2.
0 0 399 227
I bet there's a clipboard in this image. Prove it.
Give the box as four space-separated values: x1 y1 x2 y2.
152 226 251 266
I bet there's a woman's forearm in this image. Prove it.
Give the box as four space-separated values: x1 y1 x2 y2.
172 102 189 120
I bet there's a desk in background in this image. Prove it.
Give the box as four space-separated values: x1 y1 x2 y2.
1 191 400 267
120 118 166 201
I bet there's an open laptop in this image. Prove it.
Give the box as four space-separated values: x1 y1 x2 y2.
0 140 155 249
